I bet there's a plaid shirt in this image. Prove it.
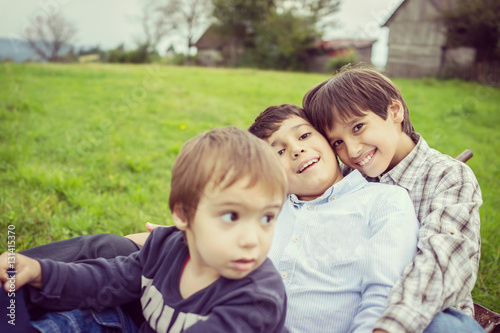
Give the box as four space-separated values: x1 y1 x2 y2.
345 134 482 333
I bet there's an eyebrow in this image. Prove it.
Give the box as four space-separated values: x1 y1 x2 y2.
330 115 367 136
343 115 366 127
270 123 311 147
215 202 283 211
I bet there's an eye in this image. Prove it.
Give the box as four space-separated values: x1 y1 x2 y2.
221 212 238 223
261 214 275 225
277 148 285 156
299 132 311 140
353 124 363 132
332 140 343 147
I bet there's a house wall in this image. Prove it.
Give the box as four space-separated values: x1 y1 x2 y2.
305 55 331 73
385 0 447 78
305 45 373 73
197 50 223 67
357 46 373 64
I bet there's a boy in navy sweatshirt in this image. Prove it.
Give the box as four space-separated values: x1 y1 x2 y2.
0 126 288 333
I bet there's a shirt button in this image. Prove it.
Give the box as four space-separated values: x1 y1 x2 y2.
449 228 456 235
307 205 314 210
293 236 300 243
330 196 336 201
281 272 288 279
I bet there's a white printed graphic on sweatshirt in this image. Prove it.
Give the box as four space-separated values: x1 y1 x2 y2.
141 276 209 332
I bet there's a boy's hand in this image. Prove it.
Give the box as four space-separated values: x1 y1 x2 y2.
145 222 163 232
124 232 150 246
0 252 42 291
124 222 166 246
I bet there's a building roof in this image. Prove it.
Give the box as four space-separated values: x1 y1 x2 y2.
313 39 377 50
194 25 226 50
382 0 457 27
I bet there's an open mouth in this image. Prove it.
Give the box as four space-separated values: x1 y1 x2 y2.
232 259 256 272
298 158 319 173
356 149 376 167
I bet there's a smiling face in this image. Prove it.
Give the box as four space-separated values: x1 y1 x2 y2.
325 100 416 178
173 176 283 281
266 115 343 201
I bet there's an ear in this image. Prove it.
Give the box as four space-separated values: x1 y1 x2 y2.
172 205 189 231
388 99 404 124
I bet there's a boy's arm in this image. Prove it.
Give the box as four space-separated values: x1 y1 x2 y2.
25 252 143 311
350 187 418 333
27 227 176 311
374 170 482 333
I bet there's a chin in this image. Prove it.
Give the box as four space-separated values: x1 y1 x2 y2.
366 167 386 178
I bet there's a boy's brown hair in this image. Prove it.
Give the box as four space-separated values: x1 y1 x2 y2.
248 104 311 140
302 64 416 140
169 126 287 223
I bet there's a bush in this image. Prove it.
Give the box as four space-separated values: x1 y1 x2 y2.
326 50 358 73
106 44 154 64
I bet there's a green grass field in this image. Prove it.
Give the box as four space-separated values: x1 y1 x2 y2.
1 63 499 311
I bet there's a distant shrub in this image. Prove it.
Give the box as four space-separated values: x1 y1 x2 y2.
106 44 154 64
106 44 128 63
326 50 358 73
162 54 197 66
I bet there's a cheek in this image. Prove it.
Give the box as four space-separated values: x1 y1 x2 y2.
258 231 274 256
284 169 297 188
280 161 293 175
286 177 301 195
196 225 225 252
336 150 350 165
262 228 274 244
200 237 227 260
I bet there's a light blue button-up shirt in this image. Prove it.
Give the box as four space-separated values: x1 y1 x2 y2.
268 170 418 333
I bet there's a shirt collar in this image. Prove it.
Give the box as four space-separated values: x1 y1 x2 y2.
288 169 368 206
380 133 427 191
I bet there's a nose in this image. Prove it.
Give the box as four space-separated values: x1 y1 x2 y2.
346 138 362 159
291 145 305 158
238 223 259 249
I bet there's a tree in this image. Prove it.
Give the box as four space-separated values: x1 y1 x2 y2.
212 0 340 36
139 0 178 53
159 0 212 55
251 10 320 70
441 0 500 63
211 0 340 69
139 0 212 56
212 0 275 44
277 0 341 24
22 11 76 62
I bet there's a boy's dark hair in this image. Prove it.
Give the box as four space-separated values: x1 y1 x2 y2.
302 64 416 139
249 104 311 140
169 126 287 223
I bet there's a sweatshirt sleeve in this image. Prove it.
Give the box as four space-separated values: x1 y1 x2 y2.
29 248 143 311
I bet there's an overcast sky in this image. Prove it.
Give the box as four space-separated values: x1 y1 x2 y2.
0 0 403 67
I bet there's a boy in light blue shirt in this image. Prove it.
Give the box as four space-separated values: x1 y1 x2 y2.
248 104 419 333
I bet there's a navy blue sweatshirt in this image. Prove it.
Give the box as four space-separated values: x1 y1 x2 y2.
29 227 287 332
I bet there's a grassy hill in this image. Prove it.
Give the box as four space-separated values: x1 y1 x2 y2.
1 63 499 311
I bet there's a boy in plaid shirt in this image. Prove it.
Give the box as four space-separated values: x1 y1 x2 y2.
302 64 483 333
